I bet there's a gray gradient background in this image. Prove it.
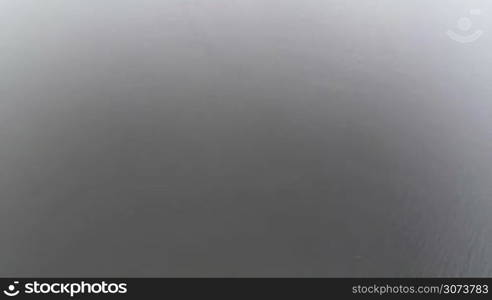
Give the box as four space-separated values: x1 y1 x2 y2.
1 0 492 277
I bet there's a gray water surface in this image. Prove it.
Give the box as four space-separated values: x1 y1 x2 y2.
1 0 491 276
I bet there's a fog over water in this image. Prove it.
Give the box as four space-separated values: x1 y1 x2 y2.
1 0 491 276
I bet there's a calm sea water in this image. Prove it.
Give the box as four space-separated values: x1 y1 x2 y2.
1 0 491 276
